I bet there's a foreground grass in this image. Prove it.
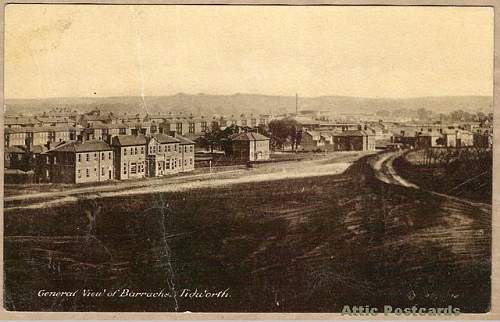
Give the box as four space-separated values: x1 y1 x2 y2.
4 156 491 312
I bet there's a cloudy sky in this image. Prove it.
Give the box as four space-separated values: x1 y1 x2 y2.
5 5 494 99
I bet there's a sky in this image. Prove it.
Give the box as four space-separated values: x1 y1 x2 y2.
5 5 494 99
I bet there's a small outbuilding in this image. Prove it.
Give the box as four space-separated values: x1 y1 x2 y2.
228 132 270 161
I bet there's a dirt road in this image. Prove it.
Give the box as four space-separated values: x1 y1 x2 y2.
4 151 375 211
371 150 491 212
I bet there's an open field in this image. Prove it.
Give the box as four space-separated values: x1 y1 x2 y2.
4 151 490 312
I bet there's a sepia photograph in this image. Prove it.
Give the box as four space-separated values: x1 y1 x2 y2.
2 4 494 315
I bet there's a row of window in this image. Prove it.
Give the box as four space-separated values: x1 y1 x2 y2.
124 146 145 156
157 157 193 170
147 144 194 154
77 152 113 162
124 162 145 175
77 167 111 179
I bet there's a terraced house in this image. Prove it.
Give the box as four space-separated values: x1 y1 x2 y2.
176 134 196 172
36 140 114 184
111 135 147 180
146 133 181 177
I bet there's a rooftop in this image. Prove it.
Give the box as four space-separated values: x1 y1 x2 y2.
150 133 180 144
48 140 112 153
111 135 147 146
230 132 270 141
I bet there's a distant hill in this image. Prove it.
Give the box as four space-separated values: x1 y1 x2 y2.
4 94 493 116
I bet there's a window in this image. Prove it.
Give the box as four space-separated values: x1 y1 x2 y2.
189 158 193 165
153 146 156 153
189 123 195 133
190 146 193 153
78 169 81 178
86 169 89 177
167 145 171 152
201 122 207 132
101 153 105 160
176 123 183 134
184 146 187 153
94 153 97 160
86 153 89 162
94 167 97 174
78 154 81 162
124 148 127 156
159 145 162 153
135 147 138 155
101 167 105 176
130 162 137 174
141 147 144 154
109 152 112 159
123 163 127 174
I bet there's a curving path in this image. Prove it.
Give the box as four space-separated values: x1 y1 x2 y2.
370 150 491 213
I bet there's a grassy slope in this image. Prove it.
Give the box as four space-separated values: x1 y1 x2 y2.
4 156 491 312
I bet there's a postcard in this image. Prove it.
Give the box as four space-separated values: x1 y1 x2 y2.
1 2 497 319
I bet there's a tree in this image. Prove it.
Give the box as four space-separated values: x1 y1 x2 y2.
200 123 222 153
200 124 241 153
268 118 301 151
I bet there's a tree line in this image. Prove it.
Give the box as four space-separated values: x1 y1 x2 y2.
198 118 302 152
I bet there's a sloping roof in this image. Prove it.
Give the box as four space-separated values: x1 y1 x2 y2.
183 133 203 141
89 123 129 129
176 134 196 145
304 130 321 137
112 135 147 146
5 126 81 134
5 127 31 134
333 130 368 137
151 133 180 144
230 132 270 141
5 145 26 154
5 117 36 125
31 145 49 154
49 140 112 153
35 117 72 123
